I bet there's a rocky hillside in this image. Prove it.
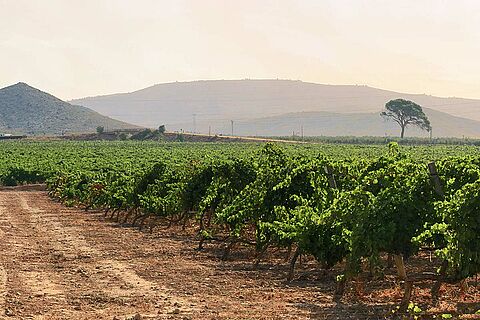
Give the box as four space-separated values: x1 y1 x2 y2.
0 83 136 135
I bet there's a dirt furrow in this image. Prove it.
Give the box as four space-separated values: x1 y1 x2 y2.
0 189 427 320
0 195 11 316
0 192 163 319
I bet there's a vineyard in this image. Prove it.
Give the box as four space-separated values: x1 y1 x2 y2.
1 140 480 318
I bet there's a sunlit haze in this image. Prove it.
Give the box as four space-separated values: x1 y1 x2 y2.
1 0 479 100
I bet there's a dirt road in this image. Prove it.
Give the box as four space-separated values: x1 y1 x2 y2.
0 190 349 320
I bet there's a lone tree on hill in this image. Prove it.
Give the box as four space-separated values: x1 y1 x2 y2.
381 99 431 138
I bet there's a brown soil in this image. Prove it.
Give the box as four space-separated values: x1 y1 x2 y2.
0 190 478 320
53 131 306 144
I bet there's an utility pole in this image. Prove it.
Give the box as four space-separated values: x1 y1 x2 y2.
208 125 211 136
231 120 234 136
301 125 304 141
192 114 197 133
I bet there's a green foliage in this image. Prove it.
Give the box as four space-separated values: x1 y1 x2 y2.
435 180 480 279
381 99 431 138
130 127 167 141
1 167 46 186
130 129 154 140
1 140 480 287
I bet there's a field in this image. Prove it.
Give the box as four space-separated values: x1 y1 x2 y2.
0 141 479 319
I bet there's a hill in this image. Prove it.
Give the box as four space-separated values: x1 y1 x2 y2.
73 80 480 136
169 107 480 138
0 83 136 135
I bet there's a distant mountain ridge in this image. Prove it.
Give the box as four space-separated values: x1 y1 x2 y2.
0 83 136 135
70 79 480 138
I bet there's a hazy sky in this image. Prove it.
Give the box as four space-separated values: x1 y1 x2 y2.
1 0 479 100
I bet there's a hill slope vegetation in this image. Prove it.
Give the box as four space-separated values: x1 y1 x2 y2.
0 83 135 135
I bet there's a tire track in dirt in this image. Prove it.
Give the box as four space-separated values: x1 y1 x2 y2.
0 267 6 317
0 189 342 320
0 199 8 316
17 194 162 299
1 188 476 319
17 193 161 303
0 191 195 319
0 191 78 318
8 191 176 319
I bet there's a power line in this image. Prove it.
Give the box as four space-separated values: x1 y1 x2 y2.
192 113 197 133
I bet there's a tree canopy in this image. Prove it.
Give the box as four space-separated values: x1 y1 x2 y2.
381 99 431 138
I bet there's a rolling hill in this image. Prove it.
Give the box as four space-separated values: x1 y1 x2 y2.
71 79 480 138
0 83 136 135
170 108 480 138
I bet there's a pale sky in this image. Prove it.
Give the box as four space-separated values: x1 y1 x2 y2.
1 0 480 100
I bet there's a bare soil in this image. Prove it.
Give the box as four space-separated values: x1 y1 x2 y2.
0 190 478 319
53 131 306 144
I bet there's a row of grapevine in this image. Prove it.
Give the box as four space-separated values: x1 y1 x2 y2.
38 142 480 307
1 140 479 309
